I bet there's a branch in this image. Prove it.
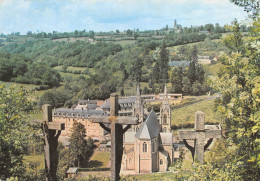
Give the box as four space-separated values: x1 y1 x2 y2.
54 130 61 140
99 123 111 133
123 124 132 133
204 138 213 151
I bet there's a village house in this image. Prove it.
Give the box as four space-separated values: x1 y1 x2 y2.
198 55 212 65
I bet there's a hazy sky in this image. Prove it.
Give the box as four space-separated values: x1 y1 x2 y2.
0 0 248 34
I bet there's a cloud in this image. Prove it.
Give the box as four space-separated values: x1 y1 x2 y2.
0 0 248 34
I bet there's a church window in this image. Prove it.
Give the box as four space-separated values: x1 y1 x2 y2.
143 142 147 152
152 140 156 152
160 159 163 165
129 158 132 164
163 115 167 124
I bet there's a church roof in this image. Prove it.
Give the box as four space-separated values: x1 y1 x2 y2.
160 133 173 145
159 150 169 157
123 131 136 143
100 97 136 109
135 110 160 139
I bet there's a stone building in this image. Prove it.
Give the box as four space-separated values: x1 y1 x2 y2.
52 108 107 137
121 85 173 174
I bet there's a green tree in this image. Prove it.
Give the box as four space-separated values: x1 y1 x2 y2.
0 86 33 179
171 66 183 93
223 19 245 53
230 0 259 19
131 57 143 82
158 41 169 83
199 17 260 181
68 121 94 168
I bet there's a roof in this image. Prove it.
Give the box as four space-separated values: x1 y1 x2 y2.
78 99 97 105
100 97 136 109
160 133 173 145
66 167 78 174
159 150 169 157
53 108 106 118
135 110 160 139
124 131 136 143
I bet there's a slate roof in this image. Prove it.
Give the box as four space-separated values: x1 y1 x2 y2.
78 99 97 105
135 110 160 139
100 97 136 109
159 150 169 157
53 108 106 118
160 133 173 145
123 131 136 143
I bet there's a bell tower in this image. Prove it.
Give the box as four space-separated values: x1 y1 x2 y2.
160 84 171 132
133 83 144 132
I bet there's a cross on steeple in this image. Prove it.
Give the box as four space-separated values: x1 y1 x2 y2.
178 111 222 164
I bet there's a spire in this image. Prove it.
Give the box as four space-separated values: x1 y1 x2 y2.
136 82 140 96
162 83 169 111
133 82 143 122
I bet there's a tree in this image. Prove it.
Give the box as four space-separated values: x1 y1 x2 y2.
230 0 259 19
131 57 143 82
126 29 133 36
171 66 183 93
158 41 169 82
196 17 260 181
69 121 94 168
0 86 33 179
223 19 245 54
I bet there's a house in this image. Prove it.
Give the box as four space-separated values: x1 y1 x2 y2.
198 55 212 65
66 167 78 179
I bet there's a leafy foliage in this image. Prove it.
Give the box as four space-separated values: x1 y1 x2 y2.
68 121 94 168
0 86 33 178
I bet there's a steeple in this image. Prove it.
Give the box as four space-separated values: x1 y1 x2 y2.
133 83 143 122
160 84 171 132
162 84 170 111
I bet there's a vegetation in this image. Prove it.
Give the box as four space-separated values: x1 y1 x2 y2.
0 86 33 179
172 98 223 129
0 52 61 88
69 121 94 168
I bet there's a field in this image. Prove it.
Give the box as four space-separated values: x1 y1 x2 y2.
87 151 110 168
23 154 45 170
172 98 224 127
123 171 191 181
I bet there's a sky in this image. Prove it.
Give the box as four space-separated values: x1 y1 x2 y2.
0 0 249 34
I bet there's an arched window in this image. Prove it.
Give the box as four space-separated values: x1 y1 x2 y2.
136 126 139 132
151 140 156 152
163 127 167 132
129 158 132 164
163 115 167 124
143 142 147 152
160 159 163 165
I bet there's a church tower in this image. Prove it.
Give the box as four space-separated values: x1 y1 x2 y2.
133 83 144 132
159 84 171 132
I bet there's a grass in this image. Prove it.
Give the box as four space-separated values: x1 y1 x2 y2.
0 81 38 90
23 154 45 170
59 72 90 79
172 98 223 127
88 151 110 168
204 62 223 76
182 151 193 171
123 171 191 181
